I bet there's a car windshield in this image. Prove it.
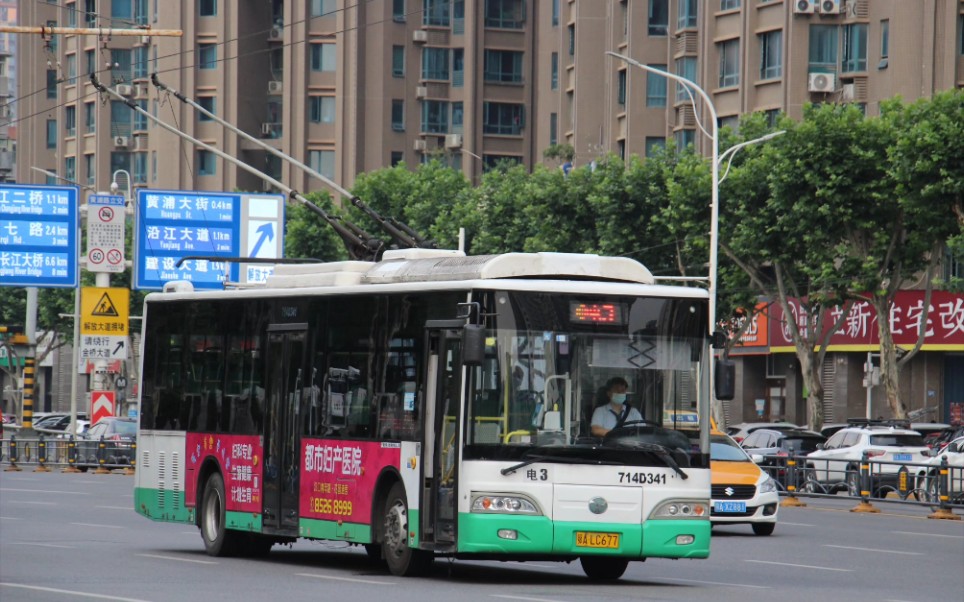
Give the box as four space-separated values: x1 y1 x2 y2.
781 437 824 453
869 434 925 446
710 434 751 462
112 421 138 436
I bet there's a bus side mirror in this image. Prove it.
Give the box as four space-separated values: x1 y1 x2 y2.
462 324 485 367
715 358 735 401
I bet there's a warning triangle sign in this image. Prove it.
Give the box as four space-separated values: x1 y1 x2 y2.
92 292 120 317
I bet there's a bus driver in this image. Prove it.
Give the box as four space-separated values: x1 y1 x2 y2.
590 377 642 437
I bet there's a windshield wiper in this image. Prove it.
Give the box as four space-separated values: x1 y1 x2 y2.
608 441 689 480
500 452 623 476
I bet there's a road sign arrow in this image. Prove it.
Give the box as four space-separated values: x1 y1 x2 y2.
112 341 125 356
250 222 275 257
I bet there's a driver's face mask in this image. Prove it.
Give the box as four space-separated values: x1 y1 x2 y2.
611 393 627 405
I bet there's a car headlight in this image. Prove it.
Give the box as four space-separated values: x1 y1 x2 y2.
471 494 540 514
651 499 709 520
759 475 778 493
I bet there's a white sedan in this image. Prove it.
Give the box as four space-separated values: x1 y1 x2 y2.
916 436 964 503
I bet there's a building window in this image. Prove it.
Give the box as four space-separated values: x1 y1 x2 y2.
311 44 336 71
484 49 523 83
309 96 335 123
842 23 867 72
200 0 217 17
677 0 697 29
482 155 520 171
65 157 76 182
549 112 557 145
198 96 216 121
47 69 58 99
551 52 558 89
309 150 335 179
421 100 450 133
453 0 465 33
452 48 465 86
134 45 148 79
133 152 148 184
85 102 96 133
68 4 77 27
198 43 217 69
197 150 216 176
764 108 780 128
674 56 697 100
392 99 405 131
645 137 666 156
482 102 524 135
759 30 782 80
617 140 626 161
720 0 740 10
311 0 336 17
65 106 77 137
452 101 464 134
878 20 889 69
484 0 525 29
808 25 838 73
130 102 145 132
391 151 404 166
85 154 96 186
719 39 739 87
393 0 406 22
86 49 96 77
552 0 560 26
960 14 964 56
674 129 695 150
85 0 96 26
422 47 450 80
47 119 57 148
152 150 157 182
646 64 667 107
66 54 77 82
134 0 149 25
424 0 450 26
719 115 739 132
112 0 132 19
112 48 132 83
617 70 627 106
392 46 405 77
648 0 668 36
568 24 575 56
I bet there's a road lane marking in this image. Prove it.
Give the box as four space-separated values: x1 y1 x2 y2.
491 594 574 602
97 505 133 510
296 573 396 585
0 487 91 495
0 583 152 602
70 522 125 529
0 516 25 520
824 544 923 555
894 531 964 539
9 542 75 549
661 577 771 589
8 500 57 505
137 553 217 565
744 560 852 572
778 521 816 527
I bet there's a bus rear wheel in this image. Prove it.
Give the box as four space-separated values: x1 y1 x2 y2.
580 556 629 581
200 472 243 556
381 482 432 576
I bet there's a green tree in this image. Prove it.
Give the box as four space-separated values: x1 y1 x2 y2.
284 192 350 262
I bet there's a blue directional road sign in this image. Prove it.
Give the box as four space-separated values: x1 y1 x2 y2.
134 189 285 290
0 184 79 288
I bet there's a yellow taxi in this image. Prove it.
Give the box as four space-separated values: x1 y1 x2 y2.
709 430 779 536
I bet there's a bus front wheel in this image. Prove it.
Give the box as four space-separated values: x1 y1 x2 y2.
381 482 432 576
200 472 243 556
580 556 629 581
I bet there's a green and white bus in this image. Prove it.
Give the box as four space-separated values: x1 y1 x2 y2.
134 250 722 579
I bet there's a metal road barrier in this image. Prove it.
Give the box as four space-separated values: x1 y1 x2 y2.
755 447 963 519
2 434 136 474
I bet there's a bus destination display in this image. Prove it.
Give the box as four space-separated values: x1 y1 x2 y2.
570 301 625 325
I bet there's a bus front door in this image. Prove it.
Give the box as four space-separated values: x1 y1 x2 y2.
262 326 307 534
421 325 463 546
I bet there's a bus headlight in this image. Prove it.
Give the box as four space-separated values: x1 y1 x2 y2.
471 494 540 514
650 499 709 520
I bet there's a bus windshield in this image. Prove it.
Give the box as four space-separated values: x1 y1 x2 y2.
464 290 708 459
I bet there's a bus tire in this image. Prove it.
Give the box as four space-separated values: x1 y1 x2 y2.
200 472 243 557
381 482 432 576
580 556 628 581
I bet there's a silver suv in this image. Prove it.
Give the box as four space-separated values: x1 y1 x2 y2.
805 421 930 495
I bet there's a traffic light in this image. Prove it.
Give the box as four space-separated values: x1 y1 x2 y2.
0 325 28 345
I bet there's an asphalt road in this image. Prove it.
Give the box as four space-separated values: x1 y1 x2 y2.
1 469 961 602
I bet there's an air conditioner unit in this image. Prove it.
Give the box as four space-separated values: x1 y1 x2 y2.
135 83 149 98
139 35 150 45
113 136 129 148
415 86 428 99
116 84 133 97
444 134 462 149
267 81 284 95
413 139 427 151
808 72 836 93
840 83 855 101
269 26 283 41
261 123 273 137
133 136 147 151
819 0 843 13
412 30 428 43
793 0 817 14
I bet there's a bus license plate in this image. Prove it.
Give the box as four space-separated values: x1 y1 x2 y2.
714 501 746 513
576 531 620 549
893 453 912 461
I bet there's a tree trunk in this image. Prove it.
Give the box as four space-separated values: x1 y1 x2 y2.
873 296 907 419
796 351 824 430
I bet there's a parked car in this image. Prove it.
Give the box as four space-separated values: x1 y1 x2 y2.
805 421 931 496
915 436 964 503
74 417 137 470
32 413 90 435
725 421 801 444
740 428 827 489
710 431 779 536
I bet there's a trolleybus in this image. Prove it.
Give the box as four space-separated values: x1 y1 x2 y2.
134 250 728 579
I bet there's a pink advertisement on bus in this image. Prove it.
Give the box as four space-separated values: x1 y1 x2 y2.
185 433 264 514
299 439 401 524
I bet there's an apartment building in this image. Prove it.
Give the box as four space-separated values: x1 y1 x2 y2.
0 0 17 182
